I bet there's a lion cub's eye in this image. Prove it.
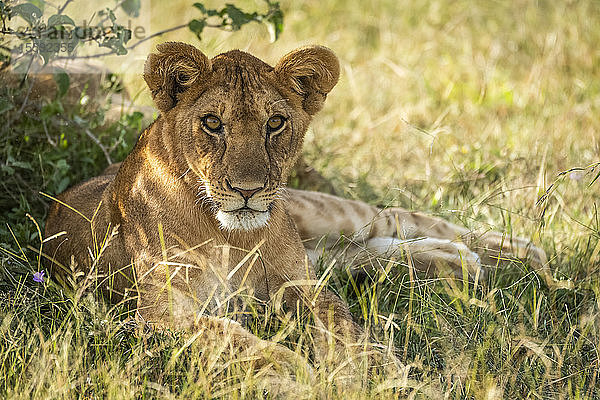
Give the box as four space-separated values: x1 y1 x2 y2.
201 115 222 133
267 115 286 133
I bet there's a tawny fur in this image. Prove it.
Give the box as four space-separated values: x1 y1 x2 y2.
44 43 362 379
44 43 547 383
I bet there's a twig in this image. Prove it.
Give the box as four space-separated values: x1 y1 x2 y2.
97 0 130 26
53 50 114 60
16 79 34 115
83 127 112 164
57 0 73 15
42 119 57 147
15 55 36 117
126 23 188 50
52 24 186 60
65 115 112 164
41 1 61 11
54 22 222 61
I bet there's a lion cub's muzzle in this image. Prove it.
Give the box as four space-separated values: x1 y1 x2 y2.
209 180 279 231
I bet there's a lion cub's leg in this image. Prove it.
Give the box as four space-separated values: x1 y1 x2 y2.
135 281 313 380
382 209 544 259
281 282 401 381
376 208 547 271
342 236 484 279
287 189 546 279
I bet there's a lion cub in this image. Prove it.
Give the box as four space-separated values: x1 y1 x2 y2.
44 42 546 377
45 42 365 374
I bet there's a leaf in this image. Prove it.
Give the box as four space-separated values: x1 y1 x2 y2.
98 20 132 55
54 159 68 170
107 9 117 24
37 37 61 64
29 0 45 12
9 160 33 170
266 8 284 41
188 18 206 39
0 97 14 114
192 2 206 13
99 37 128 55
53 68 70 98
122 27 132 44
47 14 75 27
224 4 255 30
56 176 70 193
193 2 218 17
11 3 42 26
6 154 33 171
120 0 140 17
1 164 14 175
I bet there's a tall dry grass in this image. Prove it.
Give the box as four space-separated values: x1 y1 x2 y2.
1 0 599 398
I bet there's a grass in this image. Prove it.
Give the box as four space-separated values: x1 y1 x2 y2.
1 0 600 398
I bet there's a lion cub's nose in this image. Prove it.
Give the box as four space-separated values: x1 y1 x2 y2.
226 180 263 200
233 186 262 200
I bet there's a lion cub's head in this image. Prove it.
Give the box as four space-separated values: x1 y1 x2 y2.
143 42 339 231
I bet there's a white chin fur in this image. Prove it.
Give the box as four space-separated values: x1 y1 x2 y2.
216 209 270 231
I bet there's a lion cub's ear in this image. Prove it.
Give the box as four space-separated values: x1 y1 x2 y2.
275 45 340 115
144 42 211 113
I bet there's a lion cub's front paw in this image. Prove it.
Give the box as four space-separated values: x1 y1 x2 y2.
198 317 313 381
364 237 485 281
245 338 314 379
476 232 574 288
516 240 548 268
479 232 547 267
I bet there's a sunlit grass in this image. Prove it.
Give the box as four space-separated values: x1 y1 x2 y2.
1 0 600 398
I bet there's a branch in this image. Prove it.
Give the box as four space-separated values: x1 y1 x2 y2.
83 127 112 164
15 56 36 115
126 23 188 50
57 0 73 15
53 50 114 60
65 116 113 164
42 119 57 147
54 22 222 60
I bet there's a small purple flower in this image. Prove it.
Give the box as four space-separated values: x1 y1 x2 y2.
33 270 45 283
569 171 584 181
